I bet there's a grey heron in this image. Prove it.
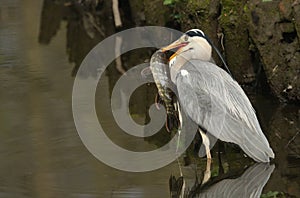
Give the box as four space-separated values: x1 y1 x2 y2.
161 29 275 162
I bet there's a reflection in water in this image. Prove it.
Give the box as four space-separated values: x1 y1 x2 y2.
265 105 300 197
0 0 19 67
39 0 110 76
186 163 275 198
0 0 299 197
169 160 276 198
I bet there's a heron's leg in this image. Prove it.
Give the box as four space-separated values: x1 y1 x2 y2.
202 157 212 185
199 128 212 184
198 129 211 159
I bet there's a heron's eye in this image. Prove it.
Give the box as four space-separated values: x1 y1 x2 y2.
183 35 189 42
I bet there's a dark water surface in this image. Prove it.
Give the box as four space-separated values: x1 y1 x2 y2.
0 0 299 197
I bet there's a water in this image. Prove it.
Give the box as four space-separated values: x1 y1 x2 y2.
0 0 299 197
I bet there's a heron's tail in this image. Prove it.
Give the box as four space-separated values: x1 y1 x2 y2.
220 120 275 162
239 128 275 163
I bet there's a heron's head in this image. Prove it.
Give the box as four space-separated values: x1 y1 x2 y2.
162 29 212 63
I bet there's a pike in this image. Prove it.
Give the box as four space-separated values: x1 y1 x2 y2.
149 50 179 132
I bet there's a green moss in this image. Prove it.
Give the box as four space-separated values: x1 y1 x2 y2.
261 191 286 198
186 0 210 8
143 0 171 25
218 0 255 83
219 0 246 26
173 0 211 30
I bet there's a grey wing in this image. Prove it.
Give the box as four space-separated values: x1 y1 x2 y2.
176 60 274 162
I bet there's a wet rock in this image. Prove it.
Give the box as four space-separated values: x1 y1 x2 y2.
279 0 293 21
246 0 300 102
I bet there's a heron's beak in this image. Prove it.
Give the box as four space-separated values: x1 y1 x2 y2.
162 40 188 61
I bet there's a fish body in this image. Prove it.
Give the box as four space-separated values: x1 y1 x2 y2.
150 50 178 132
